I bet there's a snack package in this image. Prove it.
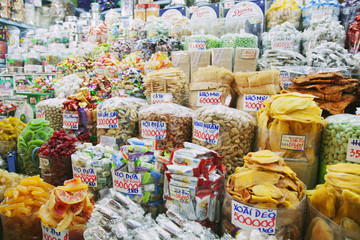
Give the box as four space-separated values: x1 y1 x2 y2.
266 0 302 30
302 0 341 29
192 105 256 174
223 150 306 239
341 0 360 31
36 98 66 131
139 103 193 153
257 91 327 188
171 51 191 83
258 49 306 70
347 10 360 54
184 35 220 51
211 48 233 71
96 97 147 146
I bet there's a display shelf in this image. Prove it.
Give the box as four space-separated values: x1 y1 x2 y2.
0 18 38 30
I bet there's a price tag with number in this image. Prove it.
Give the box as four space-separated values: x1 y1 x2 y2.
193 120 220 144
112 170 142 195
347 138 360 163
63 113 79 130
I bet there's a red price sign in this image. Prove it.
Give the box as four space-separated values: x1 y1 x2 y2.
141 120 166 140
97 111 118 129
347 138 360 163
42 223 69 240
243 94 270 112
193 120 220 144
197 91 222 106
63 113 79 130
36 109 45 118
112 170 142 195
72 165 97 187
280 134 306 151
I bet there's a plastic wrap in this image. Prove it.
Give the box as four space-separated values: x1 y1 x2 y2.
36 98 66 131
184 34 220 50
258 49 306 70
220 33 258 48
266 0 302 30
51 0 75 21
96 97 147 146
340 0 360 31
319 114 360 183
192 105 256 174
1 213 42 240
145 18 169 40
54 74 83 98
138 103 193 152
302 0 341 29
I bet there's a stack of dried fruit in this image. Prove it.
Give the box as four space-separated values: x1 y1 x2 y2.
0 175 54 240
0 116 26 141
0 169 25 202
39 178 95 237
306 163 360 239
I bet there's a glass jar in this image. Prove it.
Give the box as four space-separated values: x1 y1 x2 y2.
134 4 146 22
40 153 72 186
6 53 23 70
40 6 51 29
146 4 159 21
91 2 100 20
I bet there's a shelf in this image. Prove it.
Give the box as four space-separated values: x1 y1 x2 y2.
0 18 38 30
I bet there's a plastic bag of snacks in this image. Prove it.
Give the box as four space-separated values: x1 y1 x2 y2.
319 114 360 183
220 33 258 49
306 163 360 240
96 97 147 146
266 0 302 30
184 35 220 50
0 175 54 240
139 103 193 153
144 68 189 107
257 91 327 188
302 0 340 29
163 142 226 231
17 118 54 176
35 98 66 131
223 150 306 239
192 105 256 174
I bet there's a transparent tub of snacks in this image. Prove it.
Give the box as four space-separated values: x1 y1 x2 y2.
96 97 147 146
36 98 66 131
1 212 42 240
222 150 306 239
319 114 360 183
138 103 193 153
192 105 256 174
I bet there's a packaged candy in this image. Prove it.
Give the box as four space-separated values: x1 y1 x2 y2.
346 10 360 54
266 0 302 30
184 34 220 51
53 74 83 98
302 0 341 29
258 49 306 70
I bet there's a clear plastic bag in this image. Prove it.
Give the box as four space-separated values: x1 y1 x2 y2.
36 98 66 131
54 74 83 98
266 0 302 30
192 105 256 174
96 97 147 146
184 34 220 50
220 33 258 49
138 103 193 152
51 0 74 21
302 0 341 29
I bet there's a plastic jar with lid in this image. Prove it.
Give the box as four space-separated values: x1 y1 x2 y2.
24 3 35 25
139 0 153 4
134 4 146 22
40 6 51 29
6 53 23 72
146 4 159 21
34 28 48 46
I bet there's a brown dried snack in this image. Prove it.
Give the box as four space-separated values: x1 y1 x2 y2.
316 94 357 115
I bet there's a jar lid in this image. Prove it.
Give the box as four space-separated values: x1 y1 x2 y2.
136 4 147 8
65 16 78 22
80 12 91 18
148 3 160 7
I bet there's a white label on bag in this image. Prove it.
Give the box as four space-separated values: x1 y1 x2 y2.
63 113 79 130
280 134 306 151
271 37 294 50
193 120 220 144
141 121 167 140
72 165 97 187
36 109 45 118
151 93 173 104
97 111 118 129
169 184 190 203
346 138 360 163
224 95 232 107
189 39 206 51
197 91 222 106
39 157 50 170
112 170 142 195
243 94 270 111
231 200 277 235
42 223 69 240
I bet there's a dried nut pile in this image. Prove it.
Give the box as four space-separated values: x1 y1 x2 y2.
192 105 256 174
36 98 66 131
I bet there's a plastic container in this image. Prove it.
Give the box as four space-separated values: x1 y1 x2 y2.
6 53 23 72
220 33 258 48
40 153 72 186
146 4 160 21
7 26 20 54
134 4 146 22
2 213 42 240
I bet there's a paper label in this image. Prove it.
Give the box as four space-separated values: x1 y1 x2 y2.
97 111 119 129
224 1 235 9
112 170 142 195
311 9 333 21
240 49 257 59
191 6 217 20
72 165 97 187
151 93 173 104
192 51 202 66
197 91 222 106
141 120 166 140
231 200 277 235
36 109 45 118
189 39 206 51
100 135 116 146
346 138 360 163
63 113 79 130
280 71 292 89
213 48 224 65
271 37 294 50
243 94 270 112
193 120 220 144
169 184 190 203
161 9 183 22
42 223 69 240
39 157 50 170
224 95 232 107
280 134 306 151
172 54 181 67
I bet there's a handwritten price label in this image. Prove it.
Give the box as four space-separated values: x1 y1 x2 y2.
112 170 142 195
72 165 97 187
346 138 360 163
36 109 45 118
141 121 166 140
39 157 50 170
197 91 222 106
280 134 306 151
231 200 277 234
169 184 190 203
241 49 257 59
193 120 220 144
97 111 118 129
42 223 69 240
151 93 173 104
243 94 270 112
271 37 294 51
63 113 79 130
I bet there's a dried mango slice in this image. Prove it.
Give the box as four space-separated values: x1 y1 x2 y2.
250 195 279 205
252 184 283 199
333 189 360 225
327 163 360 176
246 150 282 164
309 185 337 219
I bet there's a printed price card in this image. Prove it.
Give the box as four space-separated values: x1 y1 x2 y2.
231 200 277 235
112 170 142 195
197 91 222 106
42 223 69 240
36 109 45 118
169 184 190 203
141 121 166 140
39 157 50 170
63 113 79 130
347 138 360 163
280 134 306 151
193 120 220 144
97 111 118 129
188 38 207 51
243 94 270 112
151 93 173 104
271 37 294 50
72 165 97 187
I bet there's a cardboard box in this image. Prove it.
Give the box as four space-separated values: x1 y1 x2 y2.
190 50 211 82
189 3 224 19
171 51 191 83
233 48 259 73
211 48 233 71
160 7 189 22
